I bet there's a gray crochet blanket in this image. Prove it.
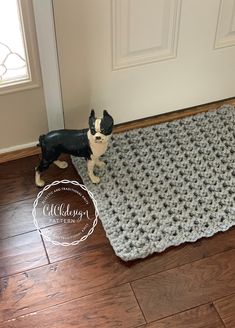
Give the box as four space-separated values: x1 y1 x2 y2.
72 105 235 261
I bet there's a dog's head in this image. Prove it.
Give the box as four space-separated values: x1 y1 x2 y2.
89 109 114 143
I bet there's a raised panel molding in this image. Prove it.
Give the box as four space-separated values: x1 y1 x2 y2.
112 0 181 70
215 0 235 49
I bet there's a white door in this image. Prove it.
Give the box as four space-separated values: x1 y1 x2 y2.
53 0 235 126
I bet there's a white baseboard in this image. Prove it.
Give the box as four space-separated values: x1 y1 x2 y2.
0 141 38 154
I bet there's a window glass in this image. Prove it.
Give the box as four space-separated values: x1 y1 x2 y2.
0 0 30 86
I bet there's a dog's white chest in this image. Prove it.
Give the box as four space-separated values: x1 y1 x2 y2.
90 141 108 158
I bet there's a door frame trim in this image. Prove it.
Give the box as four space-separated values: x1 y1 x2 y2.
32 0 64 131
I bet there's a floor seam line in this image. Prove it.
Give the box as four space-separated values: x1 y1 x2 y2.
40 234 50 264
130 283 147 324
212 302 227 328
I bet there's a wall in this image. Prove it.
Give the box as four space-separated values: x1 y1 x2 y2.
0 88 48 149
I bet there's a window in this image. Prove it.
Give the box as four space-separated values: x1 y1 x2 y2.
0 0 40 93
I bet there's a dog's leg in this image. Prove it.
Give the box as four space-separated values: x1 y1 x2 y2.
35 158 47 187
54 160 68 169
35 152 57 187
95 158 106 168
87 158 100 184
35 169 45 187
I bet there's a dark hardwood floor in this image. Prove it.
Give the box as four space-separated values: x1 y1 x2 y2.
0 154 234 327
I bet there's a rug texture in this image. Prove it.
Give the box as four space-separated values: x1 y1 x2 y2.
72 105 235 261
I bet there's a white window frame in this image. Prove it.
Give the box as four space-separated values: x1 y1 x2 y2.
0 0 41 95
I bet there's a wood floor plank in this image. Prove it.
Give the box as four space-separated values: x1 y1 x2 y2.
0 155 40 206
0 155 83 239
1 284 145 328
1 229 235 322
214 293 235 328
0 192 89 240
0 231 48 278
131 249 235 323
0 198 37 239
143 304 224 328
42 221 110 262
0 154 81 206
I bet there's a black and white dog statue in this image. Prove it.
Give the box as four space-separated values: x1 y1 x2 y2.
35 110 114 187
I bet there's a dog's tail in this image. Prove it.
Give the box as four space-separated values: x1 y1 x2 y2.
37 134 46 152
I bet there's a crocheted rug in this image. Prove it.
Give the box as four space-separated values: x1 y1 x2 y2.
72 105 235 261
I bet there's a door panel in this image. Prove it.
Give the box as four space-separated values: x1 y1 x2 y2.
215 0 235 48
112 0 181 69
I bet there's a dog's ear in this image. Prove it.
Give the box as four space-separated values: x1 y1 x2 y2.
103 110 114 126
89 109 95 129
103 110 110 117
90 109 95 118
